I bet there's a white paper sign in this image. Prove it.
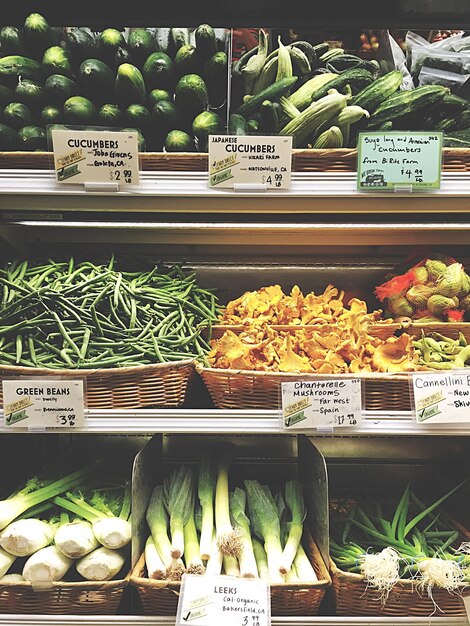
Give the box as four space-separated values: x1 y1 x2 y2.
176 574 270 626
3 379 85 429
208 135 292 189
413 373 470 424
51 129 139 187
281 378 362 430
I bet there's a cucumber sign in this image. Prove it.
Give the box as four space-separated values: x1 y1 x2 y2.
357 131 443 191
51 128 140 188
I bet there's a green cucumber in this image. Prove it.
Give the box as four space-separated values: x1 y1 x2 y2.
312 43 330 59
319 48 344 65
435 109 470 132
63 95 97 125
290 41 317 68
66 28 97 64
122 127 146 151
24 13 51 56
18 125 46 150
0 85 14 108
0 56 43 84
3 102 34 129
99 29 125 61
115 63 146 106
192 110 223 150
312 68 373 102
165 129 194 152
440 93 469 115
168 28 189 59
246 119 259 134
204 51 227 108
44 74 77 106
368 85 449 129
113 47 131 71
15 79 43 109
174 45 198 79
229 113 247 135
234 76 297 117
125 103 151 132
195 24 217 64
351 70 403 113
40 105 63 125
0 123 19 149
42 46 73 77
0 27 24 55
79 59 114 103
378 121 394 131
98 103 124 127
175 73 208 121
143 52 173 91
326 54 365 73
128 29 158 68
152 100 180 137
148 89 171 107
259 99 279 133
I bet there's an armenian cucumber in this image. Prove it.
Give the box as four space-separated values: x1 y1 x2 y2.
350 70 403 113
312 68 373 102
435 109 470 132
290 41 317 68
312 43 330 58
235 76 297 118
368 85 448 129
326 54 365 73
440 93 469 115
318 48 344 65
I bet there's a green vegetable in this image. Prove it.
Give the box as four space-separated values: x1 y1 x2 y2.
122 127 146 151
24 13 51 56
230 488 258 578
15 79 43 109
3 102 33 130
0 123 19 149
276 37 293 82
99 29 125 61
168 28 189 59
115 63 146 106
146 485 175 570
143 52 173 91
18 126 46 150
368 85 448 129
40 105 63 125
0 85 15 108
312 125 343 148
198 457 216 560
152 100 180 138
175 74 208 121
79 59 115 104
235 76 297 118
215 445 240 558
148 89 171 107
164 466 194 559
287 73 336 111
174 45 198 79
0 56 43 84
44 74 77 106
98 104 124 127
183 498 205 574
0 27 24 56
42 47 73 77
128 29 157 68
192 110 223 150
351 70 403 113
124 103 151 133
280 481 305 574
63 96 97 125
164 129 194 152
229 113 247 135
312 68 373 102
195 24 217 64
259 100 279 134
66 28 97 64
326 53 366 73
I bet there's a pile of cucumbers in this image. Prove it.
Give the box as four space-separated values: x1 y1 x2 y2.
0 13 227 152
230 30 470 148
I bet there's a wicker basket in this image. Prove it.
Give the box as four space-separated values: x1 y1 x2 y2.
330 559 468 617
197 365 411 412
131 534 330 616
0 360 194 410
399 322 470 342
2 148 470 172
0 574 129 614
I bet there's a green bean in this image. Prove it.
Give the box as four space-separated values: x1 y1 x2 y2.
52 312 81 358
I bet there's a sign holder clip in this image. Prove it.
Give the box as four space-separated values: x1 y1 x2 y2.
234 183 268 193
84 182 120 193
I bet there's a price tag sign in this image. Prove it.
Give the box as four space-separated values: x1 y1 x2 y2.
51 128 139 187
281 378 362 430
413 373 470 424
357 131 442 191
208 135 292 189
3 379 85 429
176 574 270 626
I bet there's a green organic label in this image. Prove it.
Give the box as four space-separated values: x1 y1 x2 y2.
285 410 306 428
5 409 28 426
57 163 81 181
357 132 443 191
210 169 234 186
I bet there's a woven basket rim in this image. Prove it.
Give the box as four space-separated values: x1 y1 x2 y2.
0 359 194 376
210 322 401 332
196 364 411 381
0 570 131 590
131 533 331 591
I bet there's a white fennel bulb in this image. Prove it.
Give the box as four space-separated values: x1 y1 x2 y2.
76 547 126 581
23 545 73 582
55 520 99 559
0 519 54 557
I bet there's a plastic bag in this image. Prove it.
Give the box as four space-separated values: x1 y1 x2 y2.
418 66 468 91
375 255 470 322
378 30 413 90
406 31 470 82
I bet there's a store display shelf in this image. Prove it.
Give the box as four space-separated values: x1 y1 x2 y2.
0 616 466 626
2 170 470 214
0 408 467 435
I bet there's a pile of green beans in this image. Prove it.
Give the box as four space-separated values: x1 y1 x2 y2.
0 258 219 369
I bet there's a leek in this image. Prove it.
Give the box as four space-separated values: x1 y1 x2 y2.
230 488 258 578
293 542 317 581
205 534 223 576
145 536 166 580
280 480 305 574
0 547 15 578
198 456 215 561
216 447 241 557
0 518 55 557
164 466 194 559
223 555 240 577
146 486 173 569
184 499 205 575
252 539 269 581
76 546 126 581
0 465 96 531
23 545 73 582
245 480 283 583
